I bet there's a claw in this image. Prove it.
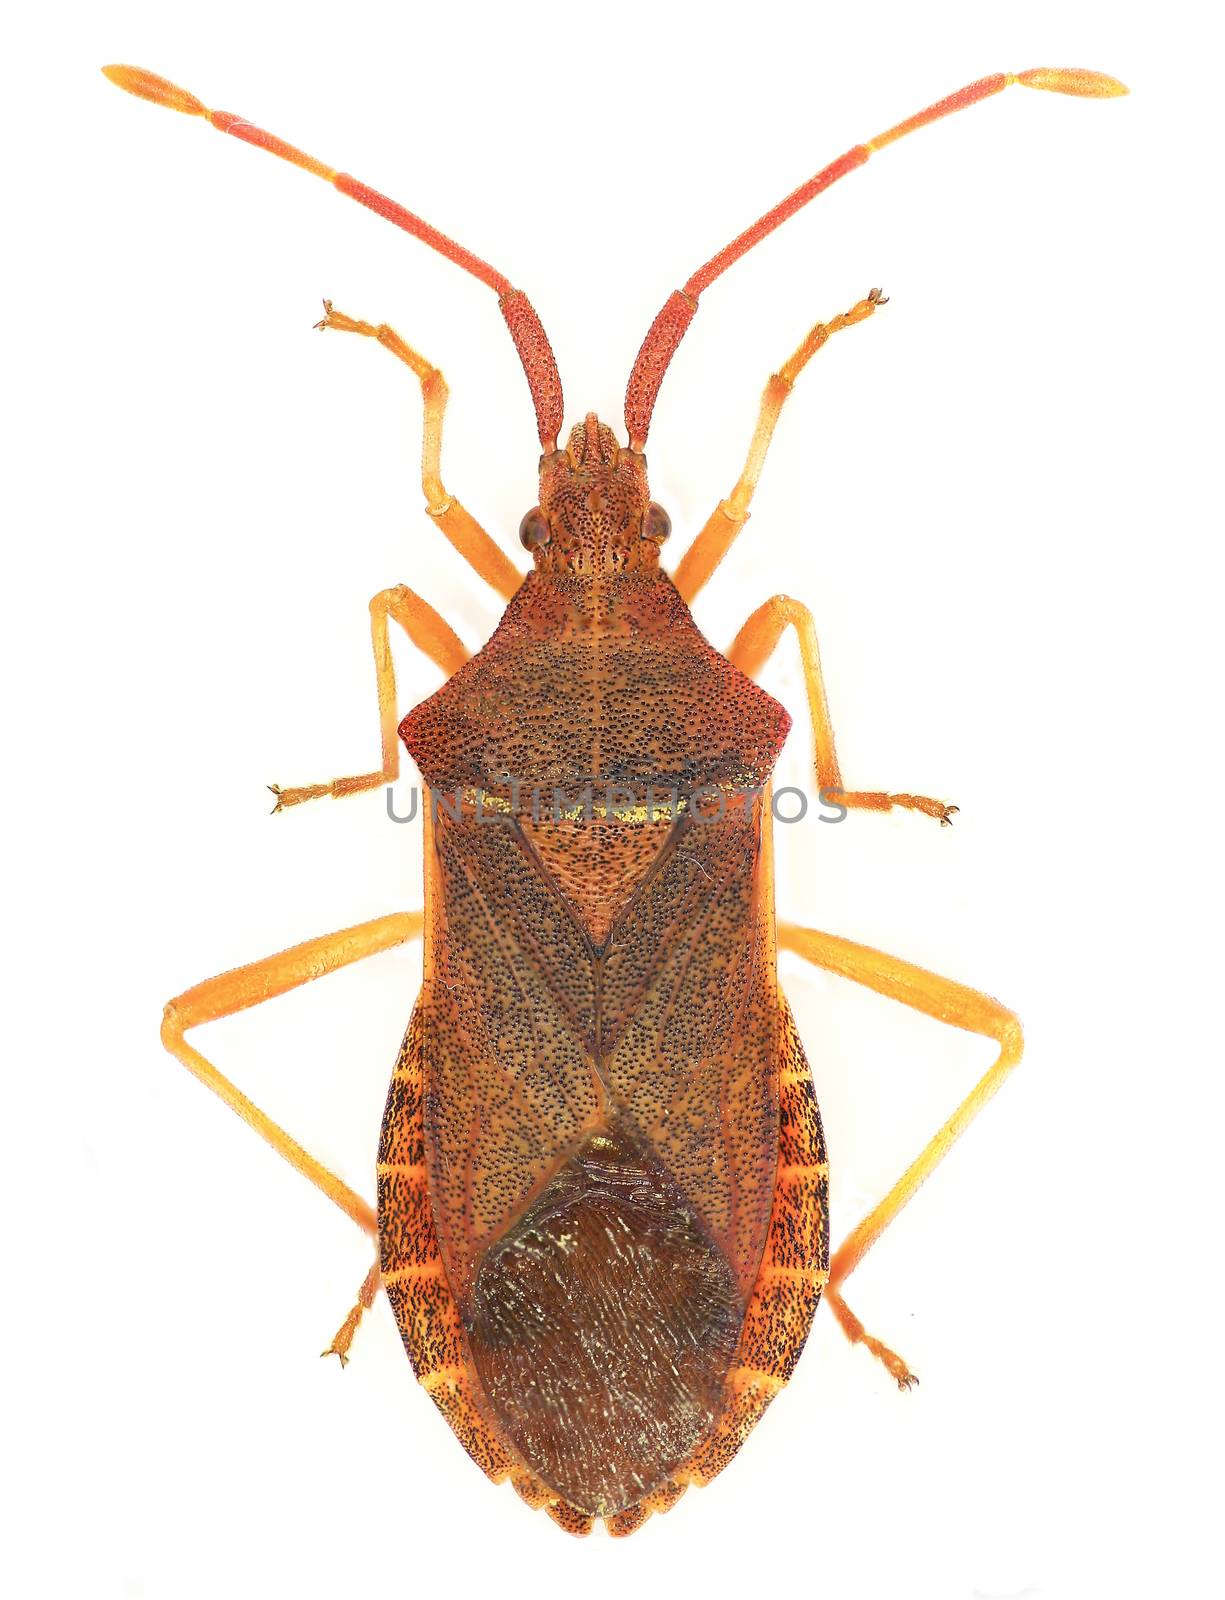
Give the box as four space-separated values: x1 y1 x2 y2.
314 297 334 331
869 286 889 305
268 784 284 815
940 804 960 828
320 1346 349 1369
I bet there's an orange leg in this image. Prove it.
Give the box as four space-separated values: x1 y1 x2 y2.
162 912 423 1359
728 596 957 824
778 920 1022 1388
322 1257 382 1368
671 288 885 603
270 584 466 810
316 302 522 599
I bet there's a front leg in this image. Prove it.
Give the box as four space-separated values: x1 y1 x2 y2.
316 302 523 599
270 584 466 810
727 594 958 824
673 288 886 602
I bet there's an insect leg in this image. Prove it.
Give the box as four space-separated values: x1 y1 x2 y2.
777 920 1022 1387
161 911 423 1234
671 289 885 603
316 302 522 598
270 586 466 810
322 1256 382 1368
729 596 957 823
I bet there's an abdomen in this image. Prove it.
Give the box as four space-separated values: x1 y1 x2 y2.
377 802 828 1531
377 985 828 1533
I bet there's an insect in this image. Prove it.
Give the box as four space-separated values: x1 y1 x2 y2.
106 61 1126 1537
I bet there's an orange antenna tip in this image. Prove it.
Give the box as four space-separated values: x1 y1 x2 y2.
102 65 207 117
625 64 1127 446
1015 68 1129 98
103 61 563 445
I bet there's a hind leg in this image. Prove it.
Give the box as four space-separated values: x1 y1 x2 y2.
322 1257 382 1367
162 913 423 1360
823 1288 918 1390
161 911 423 1232
778 920 1022 1387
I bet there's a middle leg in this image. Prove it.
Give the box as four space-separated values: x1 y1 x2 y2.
728 595 958 823
270 583 466 810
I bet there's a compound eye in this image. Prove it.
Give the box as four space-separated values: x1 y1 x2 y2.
644 501 671 543
519 507 550 550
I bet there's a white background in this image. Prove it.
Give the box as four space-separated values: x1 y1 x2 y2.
4 2 1221 1597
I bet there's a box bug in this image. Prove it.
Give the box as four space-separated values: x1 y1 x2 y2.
105 61 1126 1536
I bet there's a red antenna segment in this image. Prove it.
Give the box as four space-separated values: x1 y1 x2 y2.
624 67 1127 450
102 65 565 449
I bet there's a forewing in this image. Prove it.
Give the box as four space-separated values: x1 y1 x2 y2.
421 810 600 1303
600 802 780 1297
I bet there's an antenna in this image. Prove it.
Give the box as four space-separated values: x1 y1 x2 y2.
103 65 565 448
624 68 1127 450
